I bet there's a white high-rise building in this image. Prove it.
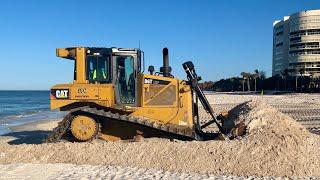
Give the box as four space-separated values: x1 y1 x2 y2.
272 10 320 77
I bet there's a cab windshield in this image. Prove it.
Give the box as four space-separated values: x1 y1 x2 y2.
86 55 111 83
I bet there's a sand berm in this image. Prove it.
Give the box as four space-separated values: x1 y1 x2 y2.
0 101 319 177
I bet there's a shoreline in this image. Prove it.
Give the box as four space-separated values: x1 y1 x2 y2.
0 119 60 144
9 119 60 132
0 110 64 138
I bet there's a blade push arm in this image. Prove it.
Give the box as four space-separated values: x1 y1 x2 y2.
182 61 224 134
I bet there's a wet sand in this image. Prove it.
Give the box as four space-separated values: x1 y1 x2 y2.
0 120 59 144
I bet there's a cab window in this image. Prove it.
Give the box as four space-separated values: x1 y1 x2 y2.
116 56 135 103
87 55 111 83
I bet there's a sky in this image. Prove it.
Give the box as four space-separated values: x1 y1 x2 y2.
0 0 318 90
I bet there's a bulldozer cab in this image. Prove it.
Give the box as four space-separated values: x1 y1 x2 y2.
56 47 142 106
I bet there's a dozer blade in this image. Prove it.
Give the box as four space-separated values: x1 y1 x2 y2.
219 110 247 139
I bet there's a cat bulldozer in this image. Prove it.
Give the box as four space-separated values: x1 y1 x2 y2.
46 47 240 143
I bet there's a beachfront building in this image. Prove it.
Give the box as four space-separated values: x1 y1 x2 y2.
272 9 320 77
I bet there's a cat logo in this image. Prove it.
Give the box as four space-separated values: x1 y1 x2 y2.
55 89 69 99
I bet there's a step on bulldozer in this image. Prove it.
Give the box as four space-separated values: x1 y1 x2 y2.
46 47 243 143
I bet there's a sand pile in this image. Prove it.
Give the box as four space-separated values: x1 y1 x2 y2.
0 101 319 177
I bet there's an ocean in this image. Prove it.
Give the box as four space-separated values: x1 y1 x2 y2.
0 91 65 135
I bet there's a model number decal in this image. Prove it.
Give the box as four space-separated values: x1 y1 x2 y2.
144 78 153 84
144 78 170 85
77 88 87 94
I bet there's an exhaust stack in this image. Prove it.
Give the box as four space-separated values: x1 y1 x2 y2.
161 47 171 77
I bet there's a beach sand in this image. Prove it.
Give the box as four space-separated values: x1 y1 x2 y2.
0 117 262 179
0 93 320 179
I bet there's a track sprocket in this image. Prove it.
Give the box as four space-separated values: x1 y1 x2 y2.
70 115 99 141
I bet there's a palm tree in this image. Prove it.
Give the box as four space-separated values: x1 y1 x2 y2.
259 71 266 80
254 69 259 76
241 79 245 91
241 72 246 91
253 69 260 92
257 70 266 90
241 72 251 91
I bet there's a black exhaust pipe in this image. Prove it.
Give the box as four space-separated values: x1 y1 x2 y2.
162 47 171 77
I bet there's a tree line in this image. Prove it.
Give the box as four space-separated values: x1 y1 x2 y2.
199 69 320 93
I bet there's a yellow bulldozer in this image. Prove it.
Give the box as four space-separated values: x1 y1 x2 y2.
46 47 239 143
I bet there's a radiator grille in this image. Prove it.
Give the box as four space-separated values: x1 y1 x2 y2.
144 84 176 106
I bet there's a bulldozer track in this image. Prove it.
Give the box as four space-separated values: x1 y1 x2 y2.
44 113 75 143
45 106 194 143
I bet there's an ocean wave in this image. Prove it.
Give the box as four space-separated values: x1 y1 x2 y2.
0 110 64 129
0 110 53 122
